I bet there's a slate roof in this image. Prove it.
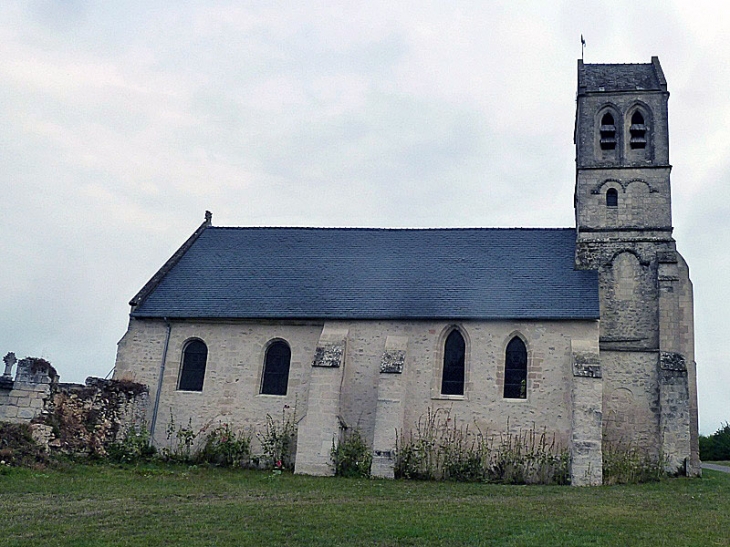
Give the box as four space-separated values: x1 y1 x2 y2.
131 226 599 321
579 57 666 93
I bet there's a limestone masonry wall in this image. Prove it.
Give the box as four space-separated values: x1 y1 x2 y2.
113 317 602 482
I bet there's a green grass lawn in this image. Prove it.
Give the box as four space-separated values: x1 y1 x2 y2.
1 463 728 546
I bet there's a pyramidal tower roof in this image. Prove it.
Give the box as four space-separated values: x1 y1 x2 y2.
578 56 667 94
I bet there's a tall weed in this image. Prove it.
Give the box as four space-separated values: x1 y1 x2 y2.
160 413 198 463
395 408 569 484
257 407 297 471
602 441 667 484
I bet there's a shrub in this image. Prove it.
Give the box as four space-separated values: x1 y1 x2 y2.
107 424 156 464
331 428 372 478
196 423 251 467
0 422 50 468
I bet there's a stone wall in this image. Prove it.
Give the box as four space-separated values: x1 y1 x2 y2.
114 318 323 449
42 378 149 456
0 353 148 456
114 317 600 480
0 355 58 423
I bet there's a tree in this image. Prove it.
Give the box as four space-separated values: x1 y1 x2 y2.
699 423 730 461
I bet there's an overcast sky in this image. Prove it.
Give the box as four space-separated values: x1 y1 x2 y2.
1 1 728 434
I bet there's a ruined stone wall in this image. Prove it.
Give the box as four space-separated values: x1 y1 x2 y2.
0 357 58 423
0 353 148 456
42 378 148 456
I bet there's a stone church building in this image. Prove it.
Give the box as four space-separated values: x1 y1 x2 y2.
113 58 699 485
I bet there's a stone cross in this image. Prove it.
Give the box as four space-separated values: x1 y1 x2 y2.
3 352 16 378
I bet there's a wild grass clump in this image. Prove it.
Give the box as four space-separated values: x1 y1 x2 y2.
395 408 569 484
154 407 299 470
331 428 372 478
602 441 667 484
160 417 254 468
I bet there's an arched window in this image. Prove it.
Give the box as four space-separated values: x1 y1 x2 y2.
600 112 617 150
503 337 527 399
441 330 465 395
606 188 618 207
629 111 647 149
261 341 291 396
178 339 207 391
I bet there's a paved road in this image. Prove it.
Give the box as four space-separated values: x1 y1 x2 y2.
701 463 730 473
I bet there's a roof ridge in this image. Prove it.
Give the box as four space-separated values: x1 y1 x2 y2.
207 226 575 232
582 62 652 67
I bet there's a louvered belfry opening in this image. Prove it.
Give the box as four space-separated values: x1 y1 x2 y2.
600 112 617 150
629 111 647 149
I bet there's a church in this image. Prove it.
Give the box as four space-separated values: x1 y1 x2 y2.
113 57 699 485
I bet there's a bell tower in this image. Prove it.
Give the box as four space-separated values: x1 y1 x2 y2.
573 57 699 475
575 56 672 244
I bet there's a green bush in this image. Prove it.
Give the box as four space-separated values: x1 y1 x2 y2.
196 423 251 467
699 423 730 461
0 422 50 468
331 428 372 478
107 425 156 464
